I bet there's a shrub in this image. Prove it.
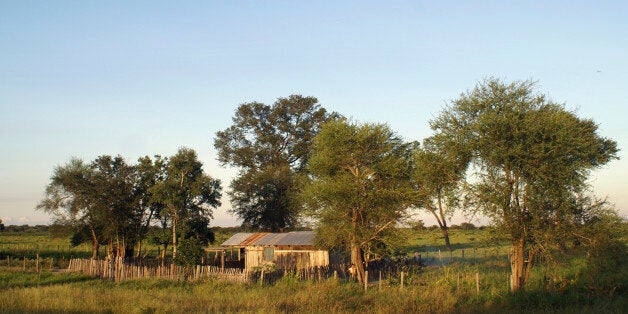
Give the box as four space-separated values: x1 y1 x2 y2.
174 237 203 267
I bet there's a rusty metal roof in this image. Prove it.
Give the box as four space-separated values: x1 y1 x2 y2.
221 233 254 246
221 231 315 247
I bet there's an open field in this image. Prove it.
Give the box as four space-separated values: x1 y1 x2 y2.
0 227 625 313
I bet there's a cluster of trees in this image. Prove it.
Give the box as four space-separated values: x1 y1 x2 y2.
39 79 622 291
38 148 221 263
215 80 620 290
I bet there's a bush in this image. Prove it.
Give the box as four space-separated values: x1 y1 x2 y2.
460 222 476 230
174 237 204 267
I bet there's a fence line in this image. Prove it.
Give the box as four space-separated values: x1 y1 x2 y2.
67 258 247 283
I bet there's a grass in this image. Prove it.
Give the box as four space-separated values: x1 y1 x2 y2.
0 270 624 313
0 227 625 313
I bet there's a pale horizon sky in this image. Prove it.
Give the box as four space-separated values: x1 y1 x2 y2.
1 1 626 227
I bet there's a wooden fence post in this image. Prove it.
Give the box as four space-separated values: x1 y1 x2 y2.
379 271 382 291
36 254 39 273
260 268 265 286
221 250 225 272
457 272 461 290
476 272 480 294
364 270 368 292
333 270 337 282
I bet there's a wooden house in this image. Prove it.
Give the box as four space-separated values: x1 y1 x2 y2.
221 231 329 271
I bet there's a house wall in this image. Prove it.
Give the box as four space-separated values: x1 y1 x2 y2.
243 246 329 271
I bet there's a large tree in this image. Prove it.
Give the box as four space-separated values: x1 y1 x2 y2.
214 95 337 231
38 158 102 258
431 79 618 291
89 155 139 259
150 148 222 260
38 156 140 259
411 137 468 251
304 120 414 284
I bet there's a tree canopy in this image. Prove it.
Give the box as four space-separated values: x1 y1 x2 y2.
431 78 619 291
410 137 468 250
38 148 221 261
215 95 338 231
304 119 414 283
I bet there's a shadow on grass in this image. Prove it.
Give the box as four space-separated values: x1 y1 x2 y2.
0 271 96 290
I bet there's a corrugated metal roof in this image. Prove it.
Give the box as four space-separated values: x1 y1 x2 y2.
221 231 316 247
221 233 254 246
240 232 269 246
275 231 315 246
255 233 288 246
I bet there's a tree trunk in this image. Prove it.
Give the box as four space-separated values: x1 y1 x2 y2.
89 224 99 259
510 238 526 292
91 241 99 259
161 243 168 267
441 226 452 251
172 216 178 261
351 243 366 284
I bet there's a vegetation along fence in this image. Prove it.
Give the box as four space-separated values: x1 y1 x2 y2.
67 258 247 283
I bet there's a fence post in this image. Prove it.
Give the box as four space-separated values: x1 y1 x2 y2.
457 272 461 290
379 271 382 291
260 268 265 286
333 270 337 282
36 254 39 273
364 270 368 292
221 250 225 272
476 272 480 294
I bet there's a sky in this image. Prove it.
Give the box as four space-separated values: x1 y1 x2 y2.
1 0 626 226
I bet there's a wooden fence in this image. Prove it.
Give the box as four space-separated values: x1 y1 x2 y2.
67 258 247 283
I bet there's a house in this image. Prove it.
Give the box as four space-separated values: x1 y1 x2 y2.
221 231 329 271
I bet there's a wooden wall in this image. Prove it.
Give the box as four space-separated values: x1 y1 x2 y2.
243 246 329 271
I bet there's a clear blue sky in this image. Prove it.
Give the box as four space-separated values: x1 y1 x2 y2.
1 1 626 226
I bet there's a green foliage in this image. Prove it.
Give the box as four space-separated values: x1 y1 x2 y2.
573 210 628 297
174 237 204 267
149 147 222 258
431 78 619 289
215 95 338 231
304 120 414 282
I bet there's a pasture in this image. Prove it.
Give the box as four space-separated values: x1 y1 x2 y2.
0 226 625 313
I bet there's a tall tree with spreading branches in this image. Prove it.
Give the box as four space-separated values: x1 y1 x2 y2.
411 137 469 251
304 120 414 284
431 79 618 291
215 95 338 231
150 148 222 260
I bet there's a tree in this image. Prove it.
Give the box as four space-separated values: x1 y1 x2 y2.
89 155 140 259
38 158 102 259
134 155 168 258
431 79 618 291
304 120 414 284
38 155 143 260
150 147 222 260
411 138 468 250
215 95 338 231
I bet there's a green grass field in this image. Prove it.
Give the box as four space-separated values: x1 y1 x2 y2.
0 227 625 313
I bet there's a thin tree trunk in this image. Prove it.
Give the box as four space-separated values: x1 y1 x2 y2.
89 225 99 259
172 215 178 261
441 226 452 251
